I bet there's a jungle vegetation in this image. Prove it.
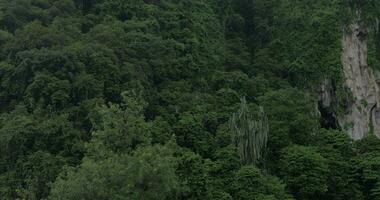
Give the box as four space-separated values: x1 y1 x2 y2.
1 0 380 199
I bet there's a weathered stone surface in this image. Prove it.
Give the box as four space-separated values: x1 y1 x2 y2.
317 79 339 129
339 23 380 139
318 79 333 108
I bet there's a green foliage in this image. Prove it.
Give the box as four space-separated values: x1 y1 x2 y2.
87 90 151 157
1 0 380 199
232 166 293 200
49 144 180 200
259 89 319 147
313 129 363 199
14 151 65 200
354 135 380 198
258 88 320 172
174 112 216 157
280 145 329 199
0 106 82 199
176 151 210 199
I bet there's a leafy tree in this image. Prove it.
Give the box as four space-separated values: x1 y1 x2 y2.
174 112 215 158
87 90 151 157
354 135 380 199
49 144 180 200
313 129 363 199
232 166 293 200
279 145 329 199
259 88 320 171
14 151 65 200
207 146 240 197
176 150 211 199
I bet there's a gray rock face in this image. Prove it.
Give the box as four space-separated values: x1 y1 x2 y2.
318 79 333 108
317 79 339 129
339 23 380 139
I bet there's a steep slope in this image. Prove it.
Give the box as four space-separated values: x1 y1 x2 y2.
338 22 380 139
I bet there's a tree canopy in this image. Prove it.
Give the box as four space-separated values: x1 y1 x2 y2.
0 0 380 199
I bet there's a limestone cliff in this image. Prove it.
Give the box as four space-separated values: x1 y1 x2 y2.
321 23 380 139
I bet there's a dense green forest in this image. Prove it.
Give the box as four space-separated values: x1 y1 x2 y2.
1 0 380 199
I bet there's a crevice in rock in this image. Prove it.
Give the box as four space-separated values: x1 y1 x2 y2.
317 79 339 130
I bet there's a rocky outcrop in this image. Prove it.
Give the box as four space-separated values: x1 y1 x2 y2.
318 79 334 108
317 79 339 129
318 22 380 139
338 23 380 139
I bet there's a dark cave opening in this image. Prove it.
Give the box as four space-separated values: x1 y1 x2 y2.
318 102 339 130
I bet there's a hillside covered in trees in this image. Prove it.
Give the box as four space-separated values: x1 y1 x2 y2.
2 0 380 199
